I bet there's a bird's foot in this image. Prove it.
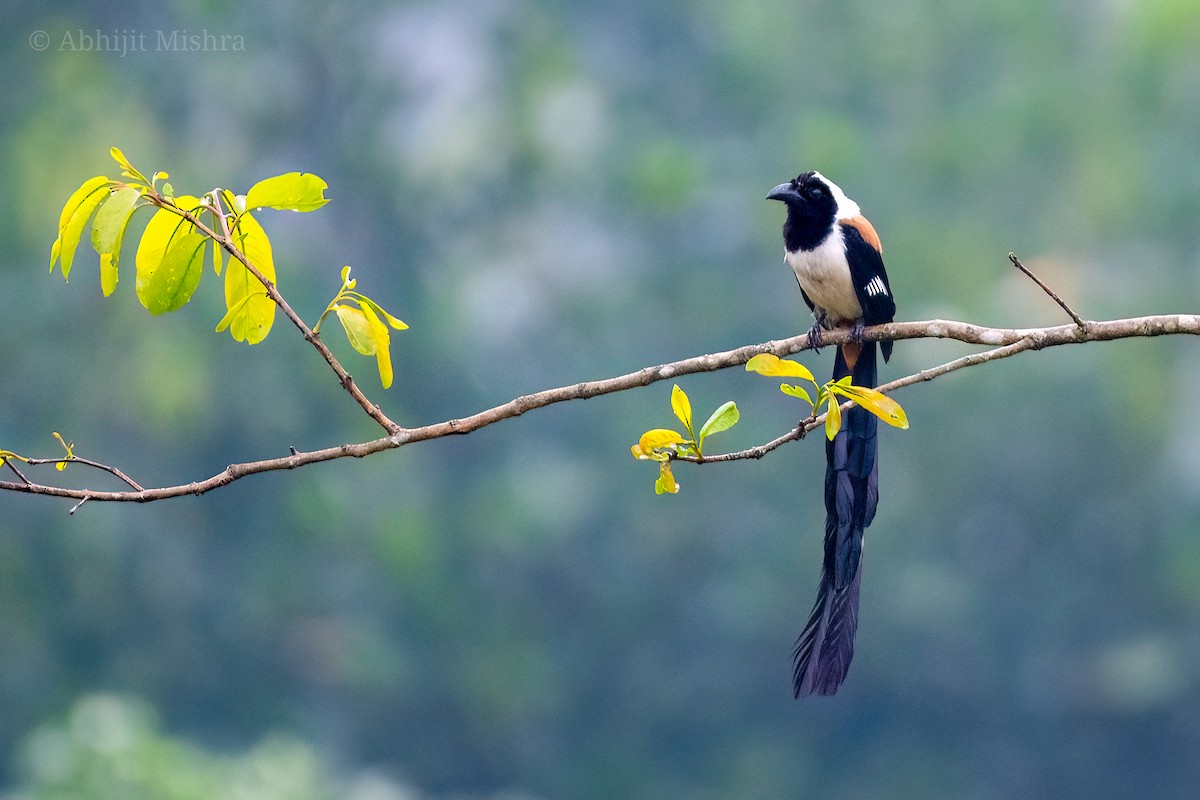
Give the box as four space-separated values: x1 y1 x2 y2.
806 321 824 353
848 318 866 345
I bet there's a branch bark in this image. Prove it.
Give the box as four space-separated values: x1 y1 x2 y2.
3 313 1197 505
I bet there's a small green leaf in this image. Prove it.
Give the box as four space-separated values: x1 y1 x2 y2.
697 401 739 450
212 239 224 276
134 199 207 314
746 353 815 381
51 176 111 279
825 396 842 440
223 211 277 343
779 383 814 405
671 384 693 435
245 172 330 212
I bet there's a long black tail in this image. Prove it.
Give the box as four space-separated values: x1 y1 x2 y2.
792 341 880 697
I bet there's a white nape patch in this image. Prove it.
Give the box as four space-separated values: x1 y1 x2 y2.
865 276 888 298
812 172 861 220
784 228 863 324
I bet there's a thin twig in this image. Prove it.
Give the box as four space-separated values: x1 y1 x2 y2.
22 456 145 491
1009 252 1087 329
4 459 32 485
3 312 1198 505
150 194 402 436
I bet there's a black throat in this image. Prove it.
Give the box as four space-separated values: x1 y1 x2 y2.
783 212 835 254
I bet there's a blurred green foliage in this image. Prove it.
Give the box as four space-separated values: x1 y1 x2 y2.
7 695 339 800
2 1 1200 799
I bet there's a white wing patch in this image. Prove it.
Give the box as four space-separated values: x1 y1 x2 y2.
864 276 888 298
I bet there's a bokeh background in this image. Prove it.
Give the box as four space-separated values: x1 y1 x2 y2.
2 1 1200 797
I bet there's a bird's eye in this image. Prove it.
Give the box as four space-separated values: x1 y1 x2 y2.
809 187 824 198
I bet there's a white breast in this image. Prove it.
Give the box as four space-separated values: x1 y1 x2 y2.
784 229 862 324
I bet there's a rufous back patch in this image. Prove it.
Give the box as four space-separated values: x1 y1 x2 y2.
840 215 882 254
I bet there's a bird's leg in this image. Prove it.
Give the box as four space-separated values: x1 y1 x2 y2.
806 308 830 353
848 317 866 345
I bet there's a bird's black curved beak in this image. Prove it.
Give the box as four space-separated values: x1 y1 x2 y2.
767 182 798 202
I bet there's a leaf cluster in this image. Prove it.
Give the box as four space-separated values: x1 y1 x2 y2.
631 354 909 495
47 148 406 387
630 384 739 494
745 353 908 439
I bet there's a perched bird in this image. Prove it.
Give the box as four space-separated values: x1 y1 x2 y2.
767 172 896 697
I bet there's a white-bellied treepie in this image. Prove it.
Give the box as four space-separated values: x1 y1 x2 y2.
767 171 895 697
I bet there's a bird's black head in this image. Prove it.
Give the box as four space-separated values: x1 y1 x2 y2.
767 171 843 252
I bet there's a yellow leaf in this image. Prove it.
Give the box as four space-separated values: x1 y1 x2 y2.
746 353 815 381
359 301 395 389
825 396 842 440
99 253 118 297
223 211 277 343
832 384 910 429
634 428 686 459
671 384 692 432
358 295 408 330
655 461 679 494
51 176 111 279
110 146 134 173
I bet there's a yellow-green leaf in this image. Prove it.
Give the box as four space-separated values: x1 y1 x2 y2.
215 292 258 334
655 461 679 494
357 294 408 330
91 186 141 296
746 353 815 381
51 176 111 279
134 199 207 314
223 211 277 343
245 172 330 212
671 384 692 433
779 383 814 405
109 146 145 183
110 146 133 173
334 304 376 355
833 384 910 429
697 401 739 449
212 239 224 276
825 396 842 440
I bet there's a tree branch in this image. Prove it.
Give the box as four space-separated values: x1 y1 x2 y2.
3 312 1197 506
